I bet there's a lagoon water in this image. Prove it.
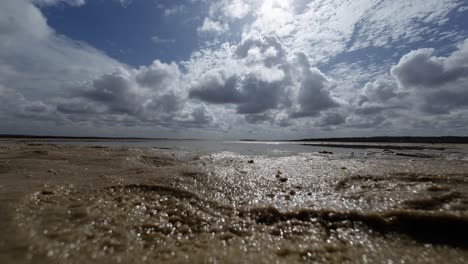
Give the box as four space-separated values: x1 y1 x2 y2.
33 139 468 160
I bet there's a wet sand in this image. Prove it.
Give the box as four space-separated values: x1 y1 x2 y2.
0 142 467 263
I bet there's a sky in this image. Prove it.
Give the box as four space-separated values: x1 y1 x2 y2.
0 0 468 139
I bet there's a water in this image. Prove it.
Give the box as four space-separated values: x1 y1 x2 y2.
34 140 356 155
6 142 468 263
32 139 468 159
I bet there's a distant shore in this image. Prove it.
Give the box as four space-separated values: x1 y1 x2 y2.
2 134 468 144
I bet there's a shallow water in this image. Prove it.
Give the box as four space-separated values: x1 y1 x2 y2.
27 139 468 159
1 143 468 263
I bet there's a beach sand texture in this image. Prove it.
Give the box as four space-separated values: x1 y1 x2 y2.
0 142 467 263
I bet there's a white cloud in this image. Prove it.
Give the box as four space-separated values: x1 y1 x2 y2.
203 0 464 64
349 38 468 129
209 0 252 20
187 34 339 123
150 36 175 44
2 0 468 137
117 0 132 8
197 18 229 33
348 0 462 51
0 0 214 134
0 0 123 102
163 5 186 16
458 6 468 13
31 0 86 6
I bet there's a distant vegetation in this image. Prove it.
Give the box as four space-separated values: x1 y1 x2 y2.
295 137 468 144
1 135 468 144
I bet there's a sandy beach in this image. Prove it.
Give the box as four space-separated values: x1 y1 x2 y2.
0 141 467 263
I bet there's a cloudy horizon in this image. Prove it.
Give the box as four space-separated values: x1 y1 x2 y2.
1 0 467 140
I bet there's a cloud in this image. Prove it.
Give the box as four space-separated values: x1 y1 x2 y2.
391 39 468 114
0 0 213 134
391 48 468 88
357 78 400 105
0 0 123 104
316 112 346 127
31 0 86 6
2 0 468 138
135 60 180 89
187 33 339 122
189 74 243 104
117 0 132 8
203 0 464 64
56 59 216 129
348 0 462 51
289 53 340 118
351 38 468 128
79 72 145 115
150 36 175 44
197 18 229 33
208 0 252 20
0 85 58 122
163 5 186 16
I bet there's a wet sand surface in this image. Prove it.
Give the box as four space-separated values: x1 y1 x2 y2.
0 142 467 263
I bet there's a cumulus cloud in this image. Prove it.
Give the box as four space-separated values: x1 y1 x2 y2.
391 39 468 114
350 38 468 129
79 72 145 115
316 112 346 127
289 54 339 118
358 78 399 105
187 33 339 124
0 0 214 134
0 0 123 104
391 48 468 88
135 60 180 89
0 85 57 121
208 0 252 20
63 62 210 128
1 0 468 137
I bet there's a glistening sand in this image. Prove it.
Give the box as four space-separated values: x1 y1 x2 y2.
0 142 467 263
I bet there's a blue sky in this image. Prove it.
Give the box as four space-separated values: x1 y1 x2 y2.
41 0 202 66
1 0 468 139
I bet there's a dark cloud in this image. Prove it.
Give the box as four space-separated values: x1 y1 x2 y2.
189 74 243 104
189 35 339 122
316 112 346 126
421 88 468 114
189 35 292 115
391 48 468 88
1 0 467 137
56 101 97 114
234 35 287 67
349 39 468 131
290 53 339 118
346 114 387 129
0 86 56 121
357 78 399 105
390 39 468 114
80 73 144 115
183 105 214 128
235 74 286 114
135 60 180 89
244 113 273 124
